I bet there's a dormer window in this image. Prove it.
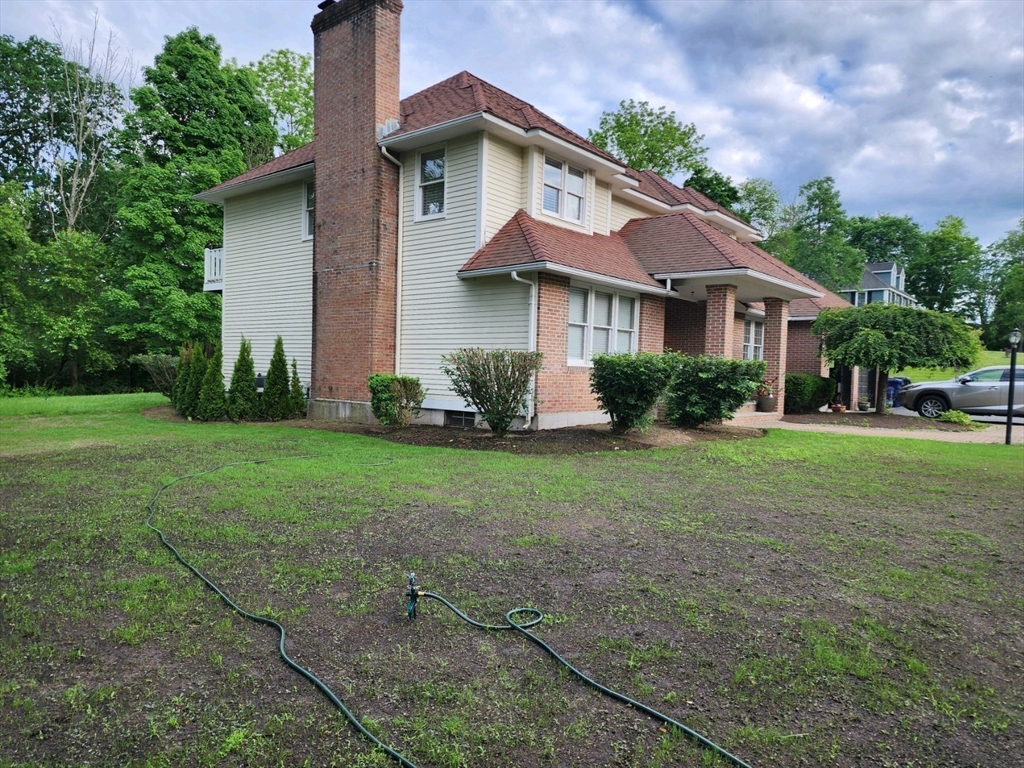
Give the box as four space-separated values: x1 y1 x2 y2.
416 147 446 220
543 156 585 224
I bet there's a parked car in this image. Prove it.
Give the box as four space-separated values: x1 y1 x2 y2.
895 366 1024 418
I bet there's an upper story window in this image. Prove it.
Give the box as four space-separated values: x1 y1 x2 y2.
568 286 636 364
743 320 764 361
543 156 585 224
303 181 315 240
417 147 446 220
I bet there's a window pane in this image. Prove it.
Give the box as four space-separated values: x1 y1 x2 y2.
565 194 582 221
569 288 587 324
594 292 612 326
544 157 563 186
568 325 585 360
307 210 315 236
592 328 610 355
743 320 752 344
616 330 633 352
618 297 635 330
422 182 444 216
754 322 763 346
421 150 445 182
543 185 560 213
306 183 315 209
567 167 585 195
742 343 752 360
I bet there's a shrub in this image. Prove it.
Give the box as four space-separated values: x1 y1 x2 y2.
368 373 426 426
937 409 974 427
259 336 291 421
664 354 766 428
784 373 837 414
196 345 227 422
130 354 178 399
181 346 207 419
226 338 259 421
289 359 307 419
441 348 543 437
590 352 674 433
172 344 193 414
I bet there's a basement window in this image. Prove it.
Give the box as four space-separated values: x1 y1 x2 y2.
416 147 446 220
445 410 476 428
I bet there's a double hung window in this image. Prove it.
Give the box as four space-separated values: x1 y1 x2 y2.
543 157 585 223
303 181 315 240
417 147 446 219
743 320 764 360
568 287 637 364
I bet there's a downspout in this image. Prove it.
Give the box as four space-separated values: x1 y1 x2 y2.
381 146 404 374
510 270 538 426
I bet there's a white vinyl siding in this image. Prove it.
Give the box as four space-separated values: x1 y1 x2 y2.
221 180 313 386
609 196 651 231
401 133 530 403
592 182 612 235
483 134 525 243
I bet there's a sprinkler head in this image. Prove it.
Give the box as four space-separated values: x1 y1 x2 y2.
405 573 421 620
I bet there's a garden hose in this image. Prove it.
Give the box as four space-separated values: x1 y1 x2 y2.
145 455 417 768
409 574 754 768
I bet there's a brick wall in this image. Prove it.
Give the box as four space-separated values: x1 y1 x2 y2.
310 0 402 404
535 274 598 414
639 294 666 352
704 285 737 357
665 298 704 355
787 321 828 376
763 298 789 412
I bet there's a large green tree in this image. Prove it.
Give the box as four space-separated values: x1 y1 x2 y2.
985 218 1024 349
908 215 982 317
780 177 864 292
588 99 708 177
683 165 740 208
814 303 981 414
847 214 926 267
734 178 783 239
246 49 313 154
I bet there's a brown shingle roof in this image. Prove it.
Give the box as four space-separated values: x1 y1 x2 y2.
624 169 749 227
459 210 662 288
788 290 851 319
202 142 314 196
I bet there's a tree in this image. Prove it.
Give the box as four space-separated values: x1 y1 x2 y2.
197 343 226 421
226 337 259 421
0 182 35 384
908 215 982 317
734 178 783 239
813 303 981 414
289 359 307 418
847 214 925 267
181 345 207 419
684 165 739 208
782 177 864 292
985 218 1024 349
247 49 313 154
259 336 291 421
588 99 708 177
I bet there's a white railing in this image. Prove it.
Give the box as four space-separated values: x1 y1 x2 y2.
204 247 224 291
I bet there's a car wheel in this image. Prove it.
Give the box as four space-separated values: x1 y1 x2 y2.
917 394 948 419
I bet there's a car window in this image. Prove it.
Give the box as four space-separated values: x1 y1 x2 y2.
1000 368 1024 382
970 369 1004 382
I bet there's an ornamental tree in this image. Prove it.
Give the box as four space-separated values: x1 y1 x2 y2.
813 303 981 414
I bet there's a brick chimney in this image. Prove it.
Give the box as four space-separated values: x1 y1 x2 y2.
309 0 402 418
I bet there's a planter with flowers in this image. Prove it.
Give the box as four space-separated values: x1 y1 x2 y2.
755 378 777 412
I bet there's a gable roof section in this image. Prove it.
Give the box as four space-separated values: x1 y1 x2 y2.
788 290 851 320
627 169 748 227
200 142 315 198
459 210 663 291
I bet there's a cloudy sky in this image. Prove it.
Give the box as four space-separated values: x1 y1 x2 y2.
3 0 1022 245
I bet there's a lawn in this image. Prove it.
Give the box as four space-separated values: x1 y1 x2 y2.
895 348 1010 383
1 396 1021 768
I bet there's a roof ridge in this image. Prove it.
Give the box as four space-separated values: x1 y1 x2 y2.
684 214 747 269
514 209 550 262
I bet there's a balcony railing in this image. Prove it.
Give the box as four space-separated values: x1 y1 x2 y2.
204 247 223 291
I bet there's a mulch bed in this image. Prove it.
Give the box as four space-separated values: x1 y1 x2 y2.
781 411 976 431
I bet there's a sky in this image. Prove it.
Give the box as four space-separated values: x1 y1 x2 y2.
3 0 1022 246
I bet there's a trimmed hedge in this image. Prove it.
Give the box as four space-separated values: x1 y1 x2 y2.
590 352 674 434
368 373 425 426
664 354 766 428
441 348 543 437
783 373 836 414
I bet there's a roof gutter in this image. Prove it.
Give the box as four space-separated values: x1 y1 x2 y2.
193 162 314 204
459 262 676 297
510 271 538 424
652 268 823 300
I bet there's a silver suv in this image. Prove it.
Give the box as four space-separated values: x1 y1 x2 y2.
895 366 1024 418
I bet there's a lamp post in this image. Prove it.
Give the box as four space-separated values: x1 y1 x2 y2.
1007 327 1020 446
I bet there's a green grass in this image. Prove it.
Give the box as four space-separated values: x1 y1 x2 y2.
895 348 1008 383
1 394 1021 767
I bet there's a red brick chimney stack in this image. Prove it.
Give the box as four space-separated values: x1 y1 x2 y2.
309 0 402 415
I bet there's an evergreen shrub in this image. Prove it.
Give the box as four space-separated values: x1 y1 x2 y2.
259 336 291 421
590 352 674 433
441 348 543 437
783 373 837 414
181 346 207 419
289 359 307 419
664 354 766 428
197 344 226 421
226 337 259 421
172 344 193 415
368 373 425 426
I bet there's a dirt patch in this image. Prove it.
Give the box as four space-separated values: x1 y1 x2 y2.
781 411 975 431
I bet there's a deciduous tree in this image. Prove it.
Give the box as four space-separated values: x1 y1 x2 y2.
782 177 864 292
908 215 982 316
247 49 313 154
588 100 707 177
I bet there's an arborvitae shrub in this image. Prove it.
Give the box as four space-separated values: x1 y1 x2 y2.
783 373 837 414
172 344 193 415
259 336 291 421
197 344 226 421
227 337 259 421
368 374 425 426
441 348 543 437
590 352 674 433
181 346 208 419
289 359 307 419
664 354 766 428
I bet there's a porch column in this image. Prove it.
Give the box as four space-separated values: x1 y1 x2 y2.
704 284 737 357
763 297 790 413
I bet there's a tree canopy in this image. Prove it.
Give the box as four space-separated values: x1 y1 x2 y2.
246 49 314 154
907 215 982 316
588 99 708 177
985 218 1024 348
683 165 740 208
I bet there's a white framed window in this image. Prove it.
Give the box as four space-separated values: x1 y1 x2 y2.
416 146 446 220
302 181 315 240
743 320 764 361
567 286 637 364
542 156 586 224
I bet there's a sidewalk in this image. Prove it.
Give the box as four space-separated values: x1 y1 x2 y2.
732 411 1024 444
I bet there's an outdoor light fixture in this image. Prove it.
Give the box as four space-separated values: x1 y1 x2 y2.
1007 327 1020 446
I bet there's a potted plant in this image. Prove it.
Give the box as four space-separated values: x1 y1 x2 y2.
830 400 847 413
755 378 777 412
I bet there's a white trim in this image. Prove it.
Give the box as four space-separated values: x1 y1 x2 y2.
617 188 761 241
541 153 587 226
458 261 674 296
301 180 315 241
414 144 447 222
476 133 487 248
194 163 314 205
788 316 818 322
510 271 538 421
566 283 639 366
652 268 822 299
525 146 539 217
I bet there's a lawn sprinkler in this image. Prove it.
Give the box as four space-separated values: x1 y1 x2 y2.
405 573 423 619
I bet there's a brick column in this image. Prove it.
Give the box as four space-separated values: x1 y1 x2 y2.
763 297 789 413
704 285 737 357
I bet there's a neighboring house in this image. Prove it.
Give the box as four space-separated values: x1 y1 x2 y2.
197 0 842 428
838 262 918 308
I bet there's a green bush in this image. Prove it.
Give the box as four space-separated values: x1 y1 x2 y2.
784 373 837 414
196 345 226 421
937 409 974 427
664 354 766 428
259 336 291 421
181 346 207 419
130 354 178 399
289 359 307 419
590 352 674 433
226 337 259 421
368 373 425 426
172 344 193 415
441 348 543 437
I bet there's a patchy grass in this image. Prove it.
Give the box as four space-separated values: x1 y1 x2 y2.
0 395 1021 767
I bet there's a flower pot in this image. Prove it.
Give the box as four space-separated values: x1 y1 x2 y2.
755 396 777 412
830 404 846 413
857 400 870 411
